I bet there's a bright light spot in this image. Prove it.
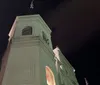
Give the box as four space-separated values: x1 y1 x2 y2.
60 65 63 70
45 66 56 85
53 47 60 61
73 69 75 72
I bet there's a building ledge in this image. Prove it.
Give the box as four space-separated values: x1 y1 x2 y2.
11 36 55 61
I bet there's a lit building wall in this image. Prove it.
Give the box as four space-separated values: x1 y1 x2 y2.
1 14 79 85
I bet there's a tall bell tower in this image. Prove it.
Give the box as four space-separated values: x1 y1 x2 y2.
1 14 79 85
2 14 58 85
9 14 53 49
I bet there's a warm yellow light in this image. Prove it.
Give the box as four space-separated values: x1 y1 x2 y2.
45 66 56 85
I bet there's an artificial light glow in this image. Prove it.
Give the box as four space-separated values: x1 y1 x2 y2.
60 65 63 70
53 47 60 61
45 66 56 85
73 69 75 72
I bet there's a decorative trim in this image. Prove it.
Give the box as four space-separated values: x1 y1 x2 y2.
11 36 55 61
16 14 51 33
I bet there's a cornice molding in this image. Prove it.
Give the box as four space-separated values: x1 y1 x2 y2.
16 14 51 34
11 36 55 61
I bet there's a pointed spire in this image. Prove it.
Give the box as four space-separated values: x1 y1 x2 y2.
84 78 89 85
30 0 34 9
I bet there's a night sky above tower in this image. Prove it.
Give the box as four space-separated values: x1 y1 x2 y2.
0 0 100 85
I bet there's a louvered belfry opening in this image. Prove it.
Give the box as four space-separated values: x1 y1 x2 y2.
22 26 32 35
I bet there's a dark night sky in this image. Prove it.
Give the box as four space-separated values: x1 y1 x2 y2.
0 0 100 85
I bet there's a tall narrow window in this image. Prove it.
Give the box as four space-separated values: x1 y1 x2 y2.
22 26 32 35
45 66 56 85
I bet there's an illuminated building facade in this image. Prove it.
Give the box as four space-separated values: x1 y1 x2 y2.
1 14 79 85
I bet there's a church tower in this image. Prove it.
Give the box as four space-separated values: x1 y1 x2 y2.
2 14 58 85
1 14 79 85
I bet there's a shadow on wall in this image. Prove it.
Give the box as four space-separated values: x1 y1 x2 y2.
0 35 9 68
0 40 11 85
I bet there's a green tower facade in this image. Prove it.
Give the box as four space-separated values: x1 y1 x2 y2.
1 14 79 85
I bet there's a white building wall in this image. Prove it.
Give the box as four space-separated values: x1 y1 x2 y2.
2 45 40 85
39 46 59 85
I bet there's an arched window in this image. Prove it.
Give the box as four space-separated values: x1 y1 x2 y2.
22 26 32 35
45 66 56 85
